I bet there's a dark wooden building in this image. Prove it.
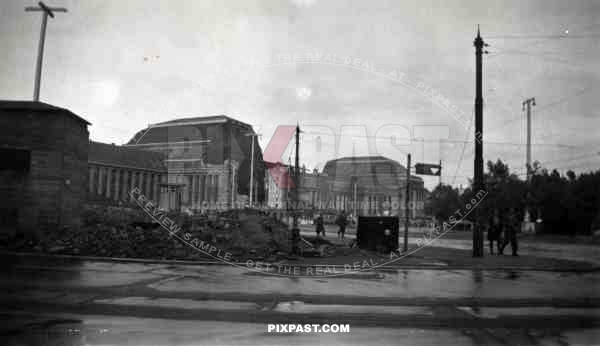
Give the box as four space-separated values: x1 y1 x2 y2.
0 101 90 238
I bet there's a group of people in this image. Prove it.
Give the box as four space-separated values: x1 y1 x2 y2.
486 208 519 256
314 210 348 240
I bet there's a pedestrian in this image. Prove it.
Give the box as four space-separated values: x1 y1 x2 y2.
336 210 347 240
500 208 519 256
487 209 501 255
314 213 325 237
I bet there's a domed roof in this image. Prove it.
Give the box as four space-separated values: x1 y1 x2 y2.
322 155 422 184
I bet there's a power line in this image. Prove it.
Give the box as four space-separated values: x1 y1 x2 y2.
452 108 474 186
487 23 600 63
538 151 600 166
486 33 600 40
486 86 597 136
301 130 581 148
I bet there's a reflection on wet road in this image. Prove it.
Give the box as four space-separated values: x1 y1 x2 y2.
1 255 599 345
2 256 599 301
2 313 599 346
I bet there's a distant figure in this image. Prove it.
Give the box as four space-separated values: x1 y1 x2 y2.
500 208 519 256
487 209 502 255
336 210 348 240
315 213 325 237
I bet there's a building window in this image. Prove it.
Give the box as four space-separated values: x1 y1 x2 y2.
0 148 30 172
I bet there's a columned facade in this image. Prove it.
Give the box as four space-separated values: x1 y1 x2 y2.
88 163 165 206
87 115 264 212
156 159 239 211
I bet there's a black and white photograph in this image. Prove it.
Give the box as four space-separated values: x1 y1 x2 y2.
0 0 599 345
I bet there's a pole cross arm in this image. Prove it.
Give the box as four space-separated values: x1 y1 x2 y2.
25 1 68 101
25 2 68 18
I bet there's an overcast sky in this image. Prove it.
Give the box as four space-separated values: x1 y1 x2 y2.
1 0 599 190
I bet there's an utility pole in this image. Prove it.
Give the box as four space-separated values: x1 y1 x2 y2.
404 153 411 252
293 123 300 228
231 162 236 208
295 123 300 180
291 123 301 255
25 2 67 101
473 25 487 257
353 177 357 222
523 97 536 177
245 132 261 207
250 136 255 206
439 159 442 186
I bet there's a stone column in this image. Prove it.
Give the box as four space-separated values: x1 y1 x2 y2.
96 167 103 196
130 171 137 202
212 174 217 203
185 175 192 206
191 175 198 207
152 174 158 202
147 173 152 200
232 167 237 205
159 184 167 210
105 169 113 199
114 169 121 201
199 175 206 204
215 174 220 203
145 173 152 200
153 174 162 204
156 174 161 201
197 175 202 206
206 175 211 203
121 170 130 202
141 172 148 197
141 172 147 198
138 172 144 197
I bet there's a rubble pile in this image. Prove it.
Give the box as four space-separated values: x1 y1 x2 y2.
2 205 294 261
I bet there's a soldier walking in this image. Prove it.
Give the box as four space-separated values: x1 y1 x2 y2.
499 208 519 256
314 213 325 237
336 210 348 240
487 209 502 255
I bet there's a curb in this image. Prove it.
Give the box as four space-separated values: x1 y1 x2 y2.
2 298 599 329
2 250 599 272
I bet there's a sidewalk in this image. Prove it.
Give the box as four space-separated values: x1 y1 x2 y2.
3 239 598 273
282 245 599 272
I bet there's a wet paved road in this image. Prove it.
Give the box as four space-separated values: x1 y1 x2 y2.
2 312 599 346
3 255 598 301
1 254 599 345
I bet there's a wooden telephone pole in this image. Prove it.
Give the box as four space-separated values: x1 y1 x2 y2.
291 123 301 254
403 153 411 252
473 25 487 257
523 97 536 178
25 2 68 101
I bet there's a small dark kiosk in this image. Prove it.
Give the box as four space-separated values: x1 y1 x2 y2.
356 216 399 253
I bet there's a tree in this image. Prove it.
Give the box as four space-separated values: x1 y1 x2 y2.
475 159 527 224
429 158 600 235
425 184 462 224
